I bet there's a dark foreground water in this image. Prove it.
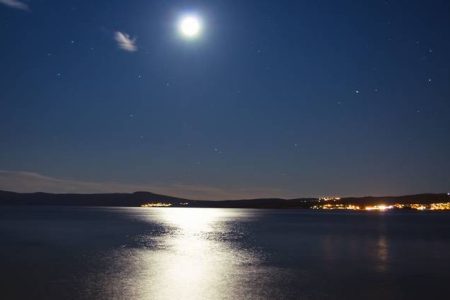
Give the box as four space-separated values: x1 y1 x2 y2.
1 207 450 300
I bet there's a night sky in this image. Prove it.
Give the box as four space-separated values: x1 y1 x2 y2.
0 0 449 199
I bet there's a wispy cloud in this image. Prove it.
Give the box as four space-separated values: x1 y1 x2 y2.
114 31 137 52
0 0 29 11
0 170 287 200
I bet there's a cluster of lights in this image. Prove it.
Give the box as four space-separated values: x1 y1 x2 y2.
364 205 394 211
141 202 172 208
393 203 450 210
313 202 450 211
430 203 450 210
319 197 341 202
312 204 360 210
394 204 426 210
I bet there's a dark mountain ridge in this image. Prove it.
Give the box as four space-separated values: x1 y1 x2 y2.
0 190 448 209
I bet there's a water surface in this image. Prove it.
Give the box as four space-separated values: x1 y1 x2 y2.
1 207 450 299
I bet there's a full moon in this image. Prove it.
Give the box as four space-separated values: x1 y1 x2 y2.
178 15 202 39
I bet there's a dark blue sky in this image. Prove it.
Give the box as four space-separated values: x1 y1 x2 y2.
0 0 449 199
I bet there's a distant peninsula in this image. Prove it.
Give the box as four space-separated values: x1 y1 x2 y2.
0 190 449 211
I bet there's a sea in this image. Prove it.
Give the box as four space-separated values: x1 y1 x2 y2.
1 206 450 300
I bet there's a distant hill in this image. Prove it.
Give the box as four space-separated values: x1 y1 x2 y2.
0 190 316 208
0 190 448 209
0 190 187 207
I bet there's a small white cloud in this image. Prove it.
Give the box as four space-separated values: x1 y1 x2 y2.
0 0 29 11
114 31 137 52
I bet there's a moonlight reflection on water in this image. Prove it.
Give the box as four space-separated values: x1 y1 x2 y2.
107 208 275 300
